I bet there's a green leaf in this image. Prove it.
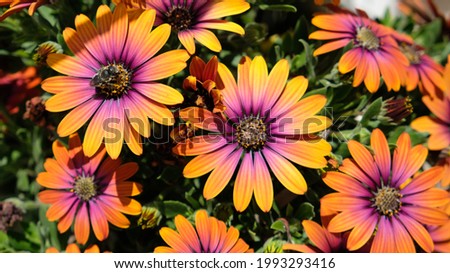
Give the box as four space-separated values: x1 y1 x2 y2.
157 165 182 183
294 202 315 221
161 201 192 218
270 220 286 233
360 97 382 126
258 4 297 13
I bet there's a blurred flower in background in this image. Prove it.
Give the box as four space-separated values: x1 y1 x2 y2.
0 0 48 21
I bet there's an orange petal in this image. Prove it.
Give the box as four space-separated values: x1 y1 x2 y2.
174 215 201 252
159 227 192 252
203 148 241 199
184 145 235 179
370 129 391 183
178 29 196 55
89 203 109 241
262 59 289 111
253 152 273 212
313 39 350 56
200 1 250 21
172 135 227 156
338 48 360 74
197 20 245 35
270 75 308 118
96 200 130 229
347 140 380 184
391 216 415 253
192 29 222 52
302 220 330 252
346 214 377 251
57 99 102 137
249 56 268 113
74 203 90 245
47 54 94 78
400 214 434 253
262 148 307 194
195 210 211 252
233 153 254 212
131 23 171 67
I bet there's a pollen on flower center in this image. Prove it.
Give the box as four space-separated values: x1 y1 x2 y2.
166 7 192 32
91 63 131 99
356 27 380 50
236 115 267 151
400 44 423 64
74 175 97 201
372 186 402 216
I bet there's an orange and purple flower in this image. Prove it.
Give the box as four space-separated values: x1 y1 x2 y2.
321 129 448 252
154 210 252 253
309 13 409 92
42 4 189 159
173 56 331 212
37 133 142 245
142 0 250 54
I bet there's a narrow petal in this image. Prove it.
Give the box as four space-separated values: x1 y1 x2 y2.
313 39 351 56
217 62 241 117
347 214 377 251
322 172 372 197
338 48 361 74
74 203 90 245
220 226 240 253
174 215 201 253
196 20 245 35
339 158 377 189
83 102 109 157
41 76 90 94
130 92 175 126
393 145 428 188
347 140 380 185
391 132 411 185
57 203 78 233
96 5 114 61
89 202 109 241
134 49 189 82
370 129 391 184
178 30 196 55
96 200 130 228
253 152 273 212
195 210 210 252
110 3 128 60
327 209 373 233
270 76 308 118
249 56 268 113
268 139 330 169
172 135 227 156
184 145 235 178
302 220 330 252
320 193 370 211
47 54 94 78
401 166 444 195
192 29 222 52
57 98 102 137
159 228 192 252
52 140 76 177
63 28 100 69
45 89 95 112
391 216 415 253
262 59 289 112
401 206 448 226
233 153 254 212
198 1 250 21
203 148 241 199
131 24 171 68
400 214 434 253
363 52 381 92
371 217 395 253
262 148 307 194
74 14 106 64
46 196 77 221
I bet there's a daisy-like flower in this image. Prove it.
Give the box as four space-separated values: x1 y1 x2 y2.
283 220 345 253
46 244 100 253
309 13 410 92
393 35 446 97
0 0 47 21
321 129 448 252
37 133 143 245
138 0 251 54
154 210 253 253
411 95 450 151
41 4 189 159
173 56 331 212
411 56 450 150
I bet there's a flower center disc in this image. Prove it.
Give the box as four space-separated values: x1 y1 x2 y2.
372 186 402 216
166 7 192 32
91 64 131 99
74 176 97 201
236 115 267 151
356 27 380 50
400 44 423 64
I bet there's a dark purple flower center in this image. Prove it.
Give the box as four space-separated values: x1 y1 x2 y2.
91 63 131 99
74 175 97 201
356 27 380 50
372 186 402 216
236 115 267 151
166 7 193 32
